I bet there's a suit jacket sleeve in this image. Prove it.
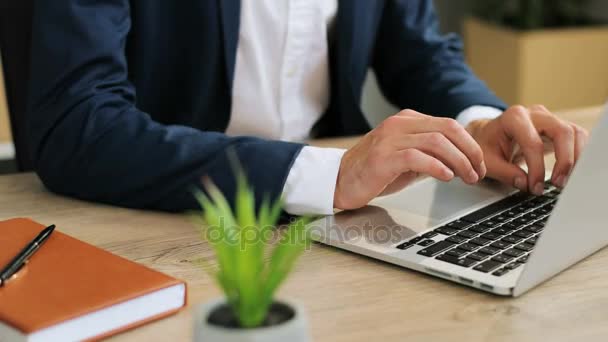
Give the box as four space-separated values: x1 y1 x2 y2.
26 0 303 212
372 0 507 118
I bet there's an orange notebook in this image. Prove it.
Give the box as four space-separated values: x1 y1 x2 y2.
0 218 187 341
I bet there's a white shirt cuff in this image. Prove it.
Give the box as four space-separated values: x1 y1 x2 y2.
456 105 504 127
282 146 346 216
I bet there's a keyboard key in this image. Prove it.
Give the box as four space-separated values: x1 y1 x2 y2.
523 212 542 221
527 236 538 245
460 192 532 223
491 254 514 263
467 252 490 261
541 203 555 211
422 231 439 239
502 235 523 244
481 233 501 240
418 241 456 257
493 215 509 222
492 268 511 276
447 220 471 230
436 254 478 267
469 225 492 233
502 223 520 231
522 200 538 208
505 262 524 270
435 227 459 236
397 242 414 250
545 191 559 199
473 260 503 273
490 227 510 236
409 237 423 244
530 196 552 206
457 230 479 239
490 241 512 250
479 246 501 255
512 204 529 213
504 248 526 258
514 243 534 252
513 217 533 226
518 254 530 263
418 239 435 247
525 225 543 233
481 220 500 228
514 230 534 239
470 237 491 246
537 207 551 215
503 210 519 218
446 248 469 258
446 235 468 244
458 243 480 252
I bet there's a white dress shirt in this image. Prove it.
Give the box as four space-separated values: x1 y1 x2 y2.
227 0 502 216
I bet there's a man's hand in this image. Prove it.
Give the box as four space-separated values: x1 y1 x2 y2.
466 105 589 195
334 109 486 210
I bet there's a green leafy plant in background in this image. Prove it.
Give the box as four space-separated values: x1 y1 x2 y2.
194 169 311 328
474 0 596 30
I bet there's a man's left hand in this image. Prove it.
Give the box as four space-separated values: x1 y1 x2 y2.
466 105 589 195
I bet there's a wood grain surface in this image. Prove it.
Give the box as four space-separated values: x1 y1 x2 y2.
0 106 604 342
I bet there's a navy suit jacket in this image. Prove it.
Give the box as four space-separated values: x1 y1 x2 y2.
26 0 506 212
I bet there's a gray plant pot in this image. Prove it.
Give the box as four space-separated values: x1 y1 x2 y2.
193 298 310 342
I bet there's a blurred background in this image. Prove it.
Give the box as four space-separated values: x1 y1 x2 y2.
363 0 608 125
1 0 608 173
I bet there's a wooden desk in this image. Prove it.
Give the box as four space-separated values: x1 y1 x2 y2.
0 106 604 342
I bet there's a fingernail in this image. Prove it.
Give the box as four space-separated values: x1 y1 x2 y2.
534 183 545 196
555 175 566 188
445 168 455 179
468 170 479 183
514 177 526 191
479 161 487 178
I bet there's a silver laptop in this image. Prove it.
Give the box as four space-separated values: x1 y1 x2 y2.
309 104 608 296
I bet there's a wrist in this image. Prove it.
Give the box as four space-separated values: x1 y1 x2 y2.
466 118 492 138
333 152 349 210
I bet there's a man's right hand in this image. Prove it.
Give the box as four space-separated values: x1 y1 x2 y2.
333 109 487 210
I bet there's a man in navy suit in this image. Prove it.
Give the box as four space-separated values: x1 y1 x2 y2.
26 0 588 214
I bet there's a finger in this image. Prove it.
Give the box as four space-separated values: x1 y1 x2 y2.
529 104 551 114
485 151 529 192
397 149 454 182
500 106 546 195
400 115 486 178
572 124 589 162
400 132 480 184
530 112 575 188
380 172 419 196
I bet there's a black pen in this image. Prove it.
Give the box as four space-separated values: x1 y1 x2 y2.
0 224 56 286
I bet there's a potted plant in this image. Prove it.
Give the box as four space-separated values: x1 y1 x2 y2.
464 0 608 110
192 168 312 342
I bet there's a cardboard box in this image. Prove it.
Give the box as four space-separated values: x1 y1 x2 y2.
465 17 608 110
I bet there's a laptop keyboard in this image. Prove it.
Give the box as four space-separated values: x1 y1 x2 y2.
396 181 561 277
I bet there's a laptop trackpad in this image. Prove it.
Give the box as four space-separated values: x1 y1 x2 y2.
331 178 515 247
